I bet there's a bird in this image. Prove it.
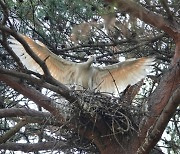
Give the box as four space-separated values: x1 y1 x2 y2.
9 34 155 95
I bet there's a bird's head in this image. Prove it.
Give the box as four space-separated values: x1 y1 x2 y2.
87 56 96 64
82 56 96 68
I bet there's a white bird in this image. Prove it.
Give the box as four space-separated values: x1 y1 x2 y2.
9 34 155 94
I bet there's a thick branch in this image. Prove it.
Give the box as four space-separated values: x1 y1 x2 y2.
0 72 105 150
0 141 67 152
0 74 102 146
0 68 65 96
137 85 180 154
132 60 180 153
0 108 64 126
105 0 179 40
0 26 79 95
0 0 9 25
0 68 78 104
173 39 180 64
0 108 51 118
0 26 51 77
0 74 66 123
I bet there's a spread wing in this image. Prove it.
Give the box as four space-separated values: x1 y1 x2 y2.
9 34 77 85
93 57 155 94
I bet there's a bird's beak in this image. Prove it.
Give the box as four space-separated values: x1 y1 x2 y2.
93 56 96 63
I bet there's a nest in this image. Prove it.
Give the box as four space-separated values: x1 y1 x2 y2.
51 86 145 153
70 89 142 136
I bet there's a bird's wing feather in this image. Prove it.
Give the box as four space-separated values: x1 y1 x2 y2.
93 57 155 94
9 34 77 85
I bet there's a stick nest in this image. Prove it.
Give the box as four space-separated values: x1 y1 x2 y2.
70 89 143 136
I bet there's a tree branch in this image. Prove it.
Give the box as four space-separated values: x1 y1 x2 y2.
0 119 28 143
0 74 66 123
0 67 78 104
173 39 180 64
0 108 64 127
159 0 173 21
134 60 180 153
0 35 24 69
105 0 180 64
0 108 51 118
0 141 68 152
137 85 180 154
0 74 100 145
0 26 52 77
0 0 9 25
0 70 104 150
0 25 73 91
105 0 179 40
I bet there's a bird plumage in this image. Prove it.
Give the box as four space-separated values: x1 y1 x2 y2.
9 34 155 94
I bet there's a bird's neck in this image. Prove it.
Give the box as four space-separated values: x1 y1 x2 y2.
81 60 93 69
